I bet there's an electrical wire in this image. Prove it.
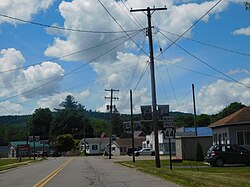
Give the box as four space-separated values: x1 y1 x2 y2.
158 30 250 89
0 13 142 34
97 0 149 57
0 31 143 74
155 0 223 59
158 28 250 57
0 30 143 103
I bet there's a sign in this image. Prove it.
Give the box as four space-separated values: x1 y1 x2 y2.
141 105 152 121
163 127 175 139
158 105 169 120
163 116 174 127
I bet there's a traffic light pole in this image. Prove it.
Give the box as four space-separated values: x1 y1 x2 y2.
131 6 167 168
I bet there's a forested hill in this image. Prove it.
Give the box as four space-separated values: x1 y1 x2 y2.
0 115 31 126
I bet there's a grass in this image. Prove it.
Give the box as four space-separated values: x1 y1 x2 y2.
117 160 250 187
0 158 44 171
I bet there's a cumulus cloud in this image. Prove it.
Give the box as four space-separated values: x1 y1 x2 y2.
0 101 25 115
0 48 65 99
195 78 250 114
0 0 54 24
36 90 90 111
232 27 250 36
44 0 228 62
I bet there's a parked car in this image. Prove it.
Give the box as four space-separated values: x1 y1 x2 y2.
134 148 155 156
127 147 141 156
204 144 250 167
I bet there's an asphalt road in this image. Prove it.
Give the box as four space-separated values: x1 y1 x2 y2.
0 156 180 187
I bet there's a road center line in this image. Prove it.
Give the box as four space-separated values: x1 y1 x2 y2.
33 157 74 187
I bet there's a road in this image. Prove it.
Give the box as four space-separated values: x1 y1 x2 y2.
0 156 180 187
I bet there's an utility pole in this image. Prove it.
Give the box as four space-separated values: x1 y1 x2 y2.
131 6 167 168
130 90 135 163
192 84 198 136
105 89 119 159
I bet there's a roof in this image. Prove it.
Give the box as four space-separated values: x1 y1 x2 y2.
209 107 250 128
9 141 50 149
81 138 109 145
134 131 146 138
176 127 212 136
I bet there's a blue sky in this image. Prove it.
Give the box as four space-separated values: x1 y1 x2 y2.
0 0 249 115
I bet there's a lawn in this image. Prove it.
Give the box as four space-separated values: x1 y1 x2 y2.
0 158 42 171
117 160 250 187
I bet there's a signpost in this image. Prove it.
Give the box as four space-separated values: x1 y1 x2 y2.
162 116 175 171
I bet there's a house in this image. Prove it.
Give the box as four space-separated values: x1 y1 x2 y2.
79 137 109 155
143 131 176 155
8 140 51 158
116 131 146 155
103 141 120 156
208 106 250 150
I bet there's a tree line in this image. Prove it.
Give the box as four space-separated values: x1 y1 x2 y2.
0 98 246 151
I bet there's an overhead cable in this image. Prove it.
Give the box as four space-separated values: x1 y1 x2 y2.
159 30 250 89
0 13 142 34
156 0 223 58
0 30 143 103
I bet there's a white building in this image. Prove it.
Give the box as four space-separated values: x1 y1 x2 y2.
142 131 176 155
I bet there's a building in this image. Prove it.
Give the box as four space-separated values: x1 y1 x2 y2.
208 106 250 150
79 137 109 155
116 131 146 155
176 127 212 137
8 140 51 158
143 131 176 155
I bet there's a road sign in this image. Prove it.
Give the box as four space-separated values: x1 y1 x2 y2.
158 105 169 120
162 116 174 127
141 105 152 121
163 127 175 139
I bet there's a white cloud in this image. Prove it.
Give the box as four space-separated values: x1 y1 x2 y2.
195 78 250 114
36 90 90 111
0 48 65 99
0 101 25 115
0 0 54 24
232 27 250 36
228 68 250 75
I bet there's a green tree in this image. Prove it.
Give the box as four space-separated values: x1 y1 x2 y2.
197 114 211 127
211 102 245 122
59 95 78 109
29 108 52 139
50 95 94 139
245 2 250 10
55 134 75 153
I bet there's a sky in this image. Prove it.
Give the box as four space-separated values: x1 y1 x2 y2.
0 0 249 116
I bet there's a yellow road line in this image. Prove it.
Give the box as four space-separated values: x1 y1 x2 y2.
33 157 74 187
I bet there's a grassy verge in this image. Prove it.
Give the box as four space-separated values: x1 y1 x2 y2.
117 160 250 187
0 158 45 171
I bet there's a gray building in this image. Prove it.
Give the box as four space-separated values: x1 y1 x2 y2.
208 106 250 150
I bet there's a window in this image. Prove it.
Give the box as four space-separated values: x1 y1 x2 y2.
237 131 250 145
244 131 250 145
92 145 98 150
213 134 217 144
237 132 244 145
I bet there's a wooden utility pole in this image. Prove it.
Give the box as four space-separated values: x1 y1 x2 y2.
131 6 167 168
192 84 198 136
105 89 119 159
130 90 135 163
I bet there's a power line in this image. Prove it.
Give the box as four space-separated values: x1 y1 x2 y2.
159 30 250 89
0 13 142 34
97 0 149 56
0 30 143 103
158 28 250 57
0 30 143 74
156 0 223 58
